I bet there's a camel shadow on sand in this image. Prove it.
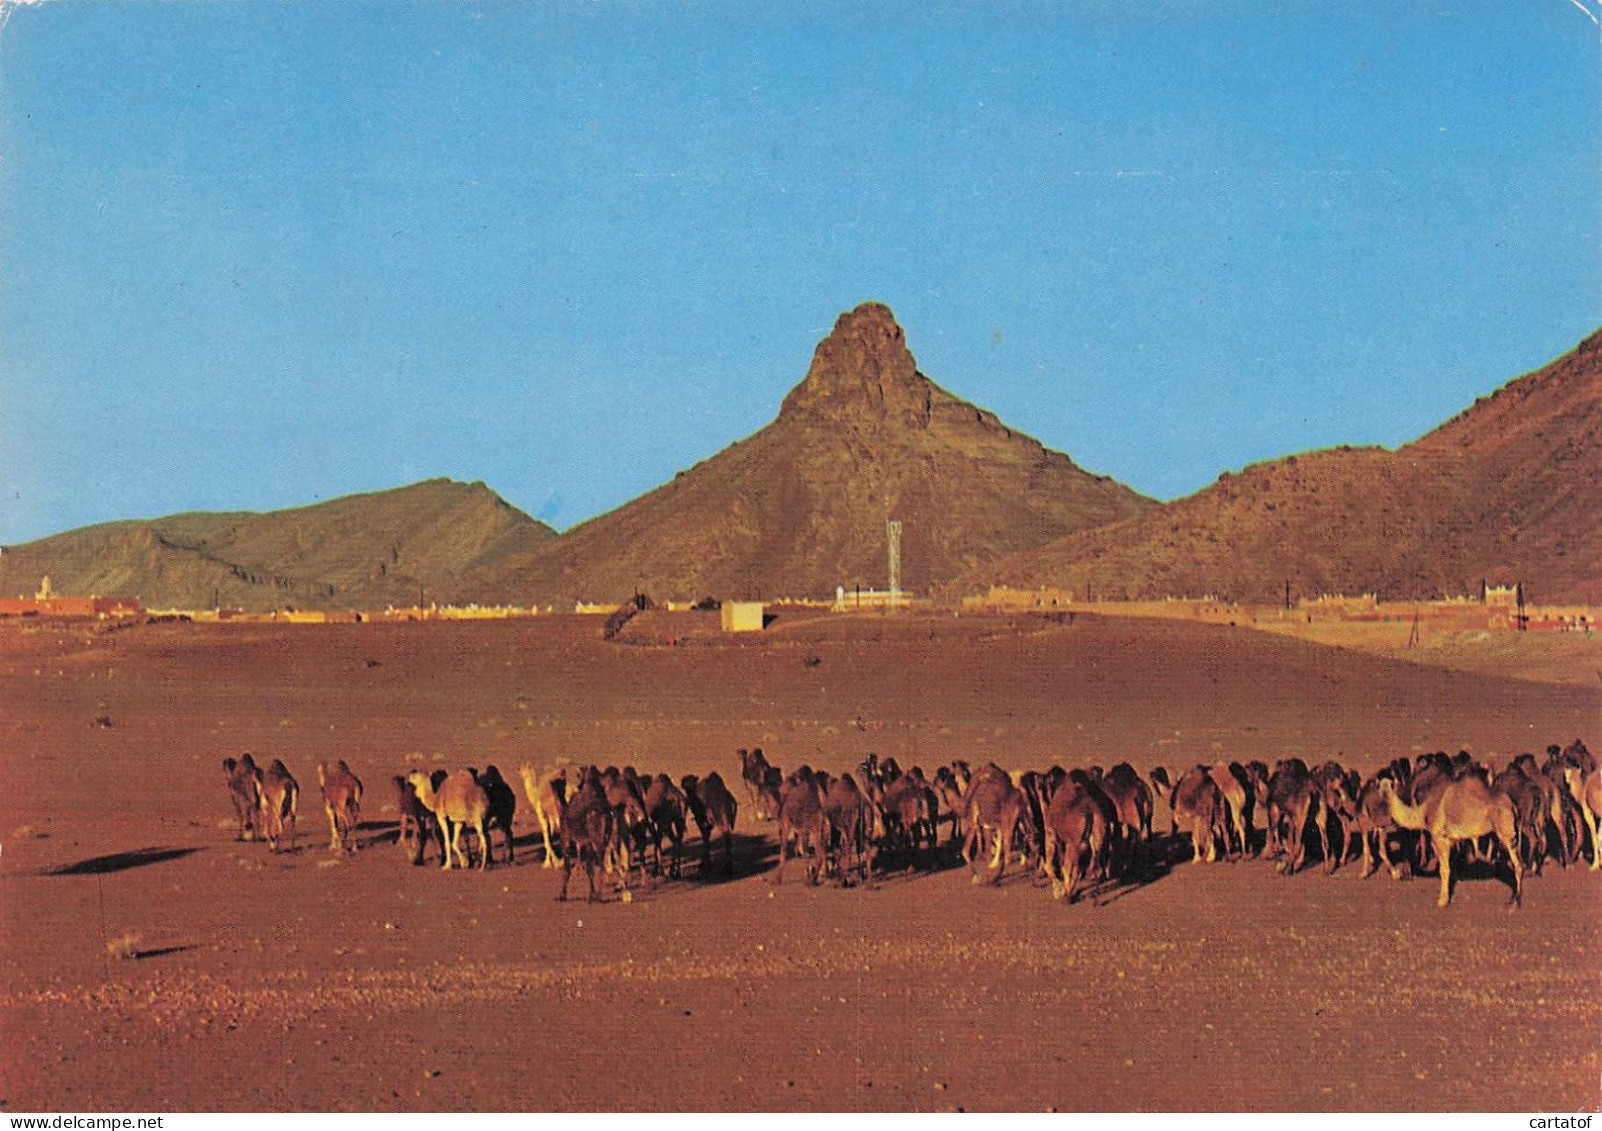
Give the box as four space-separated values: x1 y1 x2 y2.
46 846 204 876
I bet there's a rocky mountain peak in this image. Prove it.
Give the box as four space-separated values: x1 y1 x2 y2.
780 302 931 428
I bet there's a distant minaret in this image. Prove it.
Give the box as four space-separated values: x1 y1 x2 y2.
887 519 902 603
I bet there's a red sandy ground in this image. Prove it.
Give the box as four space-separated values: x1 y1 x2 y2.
0 610 1597 1112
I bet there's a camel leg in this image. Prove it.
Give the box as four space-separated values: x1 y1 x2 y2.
446 820 463 870
1499 817 1523 908
480 820 492 870
1434 834 1453 908
540 818 557 869
558 854 573 901
326 808 340 852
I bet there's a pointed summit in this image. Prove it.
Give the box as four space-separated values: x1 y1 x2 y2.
451 302 1156 604
780 302 932 428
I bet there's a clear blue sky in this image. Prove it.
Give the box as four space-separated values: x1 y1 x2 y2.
2 0 1598 543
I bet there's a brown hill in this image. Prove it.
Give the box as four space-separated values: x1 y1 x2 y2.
960 328 1602 605
450 303 1156 606
0 479 555 612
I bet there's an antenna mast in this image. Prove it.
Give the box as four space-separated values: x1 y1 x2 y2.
886 519 902 607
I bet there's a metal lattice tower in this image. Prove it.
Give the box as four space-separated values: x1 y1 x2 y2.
886 519 902 600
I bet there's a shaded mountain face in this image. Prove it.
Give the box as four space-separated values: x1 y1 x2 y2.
0 479 555 612
452 303 1156 606
962 329 1602 605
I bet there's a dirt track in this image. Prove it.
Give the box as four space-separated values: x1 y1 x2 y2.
1 611 1597 1111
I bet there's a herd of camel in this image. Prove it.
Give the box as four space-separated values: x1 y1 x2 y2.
219 737 1602 910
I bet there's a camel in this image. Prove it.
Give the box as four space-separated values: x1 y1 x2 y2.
774 768 827 885
317 760 364 854
1378 775 1522 908
1207 763 1253 858
518 764 569 868
1563 765 1601 869
682 771 738 878
1168 766 1226 864
961 765 1027 885
878 770 938 866
1042 776 1110 903
1349 773 1410 880
555 771 620 902
405 769 491 871
258 758 299 853
1265 759 1321 874
738 748 775 818
472 765 518 866
821 773 875 887
641 773 688 879
598 769 649 886
930 765 967 846
394 771 444 865
1311 761 1358 874
1491 765 1546 874
1099 764 1154 857
754 765 784 829
222 755 263 841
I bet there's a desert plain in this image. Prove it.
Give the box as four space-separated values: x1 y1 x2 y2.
0 608 1597 1112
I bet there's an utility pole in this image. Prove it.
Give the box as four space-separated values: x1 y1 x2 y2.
886 519 902 608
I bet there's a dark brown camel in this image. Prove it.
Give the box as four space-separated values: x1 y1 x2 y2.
1042 776 1110 903
556 771 619 902
222 754 263 842
821 773 876 887
774 768 827 885
394 771 445 866
1266 759 1320 874
682 771 738 878
641 773 688 879
258 758 299 853
470 765 518 867
738 747 775 818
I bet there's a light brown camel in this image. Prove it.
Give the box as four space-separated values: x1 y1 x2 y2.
222 755 263 841
1378 776 1522 908
1350 774 1409 880
961 765 1027 885
1207 763 1252 858
406 769 491 871
518 764 568 868
258 758 299 853
317 760 363 854
1169 766 1226 864
1563 766 1602 870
